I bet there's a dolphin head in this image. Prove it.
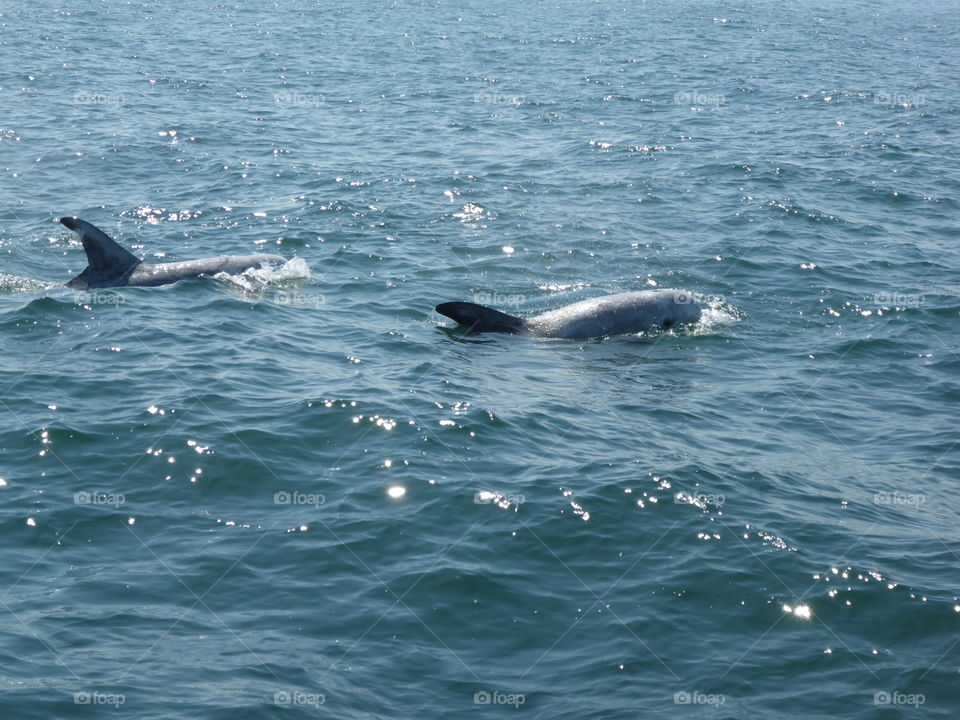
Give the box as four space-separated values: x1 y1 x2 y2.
657 290 702 329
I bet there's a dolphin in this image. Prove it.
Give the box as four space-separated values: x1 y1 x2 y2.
435 289 702 339
58 217 287 289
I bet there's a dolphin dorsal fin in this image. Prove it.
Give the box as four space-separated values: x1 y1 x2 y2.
435 301 525 334
59 217 141 289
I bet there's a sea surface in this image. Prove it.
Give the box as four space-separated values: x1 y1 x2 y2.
1 0 958 717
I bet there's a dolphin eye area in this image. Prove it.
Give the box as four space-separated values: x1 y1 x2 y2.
662 318 674 329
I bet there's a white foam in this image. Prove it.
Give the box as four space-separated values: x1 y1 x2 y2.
692 294 741 334
213 257 311 291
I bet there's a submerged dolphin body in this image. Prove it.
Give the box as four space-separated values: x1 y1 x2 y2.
58 217 286 289
436 290 702 339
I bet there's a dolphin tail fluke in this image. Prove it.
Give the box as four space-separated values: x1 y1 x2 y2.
435 301 525 334
59 217 141 289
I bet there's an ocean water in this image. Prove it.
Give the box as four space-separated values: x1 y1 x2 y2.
1 0 959 717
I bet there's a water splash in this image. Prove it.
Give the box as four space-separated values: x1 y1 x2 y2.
692 294 741 334
213 257 311 291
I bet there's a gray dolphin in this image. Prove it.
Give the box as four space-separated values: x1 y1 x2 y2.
436 289 702 339
58 217 286 289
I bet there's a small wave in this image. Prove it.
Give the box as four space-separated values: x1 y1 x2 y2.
452 202 496 223
537 281 591 294
4 295 80 318
0 273 58 294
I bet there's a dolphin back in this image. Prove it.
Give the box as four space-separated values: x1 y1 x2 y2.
59 217 142 289
435 302 525 334
127 254 287 286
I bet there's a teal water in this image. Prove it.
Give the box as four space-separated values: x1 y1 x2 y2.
2 0 959 717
